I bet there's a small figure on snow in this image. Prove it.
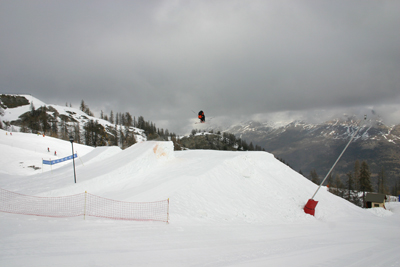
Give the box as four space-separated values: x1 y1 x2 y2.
47 147 50 152
54 151 57 156
198 110 205 123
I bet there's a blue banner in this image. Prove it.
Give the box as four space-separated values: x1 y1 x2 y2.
43 154 77 165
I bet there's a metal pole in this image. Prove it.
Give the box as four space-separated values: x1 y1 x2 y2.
311 115 366 199
84 191 87 220
70 136 77 184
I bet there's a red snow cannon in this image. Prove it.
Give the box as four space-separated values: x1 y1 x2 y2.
304 199 318 216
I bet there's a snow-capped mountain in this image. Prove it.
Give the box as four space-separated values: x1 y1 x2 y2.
225 117 400 188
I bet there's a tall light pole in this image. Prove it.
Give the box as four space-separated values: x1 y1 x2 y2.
69 135 77 183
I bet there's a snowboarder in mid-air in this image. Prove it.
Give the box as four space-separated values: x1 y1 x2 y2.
198 110 205 123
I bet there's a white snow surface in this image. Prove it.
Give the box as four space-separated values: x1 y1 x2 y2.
0 129 399 266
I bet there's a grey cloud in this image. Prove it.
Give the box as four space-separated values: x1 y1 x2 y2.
1 0 399 135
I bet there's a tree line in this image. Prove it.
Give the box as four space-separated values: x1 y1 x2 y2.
10 100 176 149
188 129 266 151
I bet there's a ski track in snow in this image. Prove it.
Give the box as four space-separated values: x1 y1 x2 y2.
0 129 399 266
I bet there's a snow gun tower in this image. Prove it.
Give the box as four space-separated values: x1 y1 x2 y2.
304 115 366 216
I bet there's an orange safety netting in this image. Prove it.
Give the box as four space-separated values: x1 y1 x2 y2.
0 188 169 223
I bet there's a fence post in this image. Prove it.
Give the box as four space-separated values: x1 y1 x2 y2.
84 191 87 220
167 198 170 224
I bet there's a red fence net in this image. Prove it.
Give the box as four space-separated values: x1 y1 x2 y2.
0 188 169 223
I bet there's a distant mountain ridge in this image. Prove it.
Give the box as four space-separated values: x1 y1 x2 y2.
225 116 400 189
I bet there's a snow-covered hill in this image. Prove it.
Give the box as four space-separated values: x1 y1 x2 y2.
1 129 399 266
0 94 146 144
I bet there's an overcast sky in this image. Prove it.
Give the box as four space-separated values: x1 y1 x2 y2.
1 0 399 134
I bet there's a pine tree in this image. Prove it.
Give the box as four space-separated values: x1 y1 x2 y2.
125 130 136 148
83 120 106 147
113 123 118 146
39 106 50 134
377 167 388 194
26 102 40 133
120 113 125 126
51 120 58 137
248 142 254 151
50 109 59 137
334 174 345 197
137 116 145 129
119 127 124 148
80 100 93 116
80 100 85 112
309 169 319 185
125 112 133 127
242 140 249 151
109 110 114 124
346 172 354 202
359 161 373 207
74 122 81 144
60 119 69 140
391 178 399 196
354 160 360 191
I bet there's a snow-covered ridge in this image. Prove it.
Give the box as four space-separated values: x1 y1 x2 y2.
1 94 147 143
226 117 400 144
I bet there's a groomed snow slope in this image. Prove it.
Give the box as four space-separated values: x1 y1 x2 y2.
0 129 399 266
0 129 363 223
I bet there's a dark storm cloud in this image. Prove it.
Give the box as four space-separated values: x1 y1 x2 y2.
1 0 399 134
